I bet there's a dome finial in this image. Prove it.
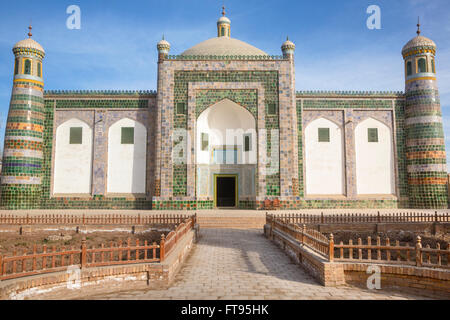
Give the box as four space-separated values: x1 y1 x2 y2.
417 16 421 36
222 6 226 16
28 22 32 38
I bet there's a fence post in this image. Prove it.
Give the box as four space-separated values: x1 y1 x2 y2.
377 211 381 223
435 211 438 222
0 254 3 276
138 213 141 225
321 212 324 224
302 224 306 244
81 237 87 268
415 236 422 267
82 214 85 225
329 234 334 262
160 234 165 262
270 218 274 240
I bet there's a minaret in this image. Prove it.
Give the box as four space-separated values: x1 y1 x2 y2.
281 37 299 197
157 35 171 62
281 36 295 60
217 6 231 37
0 25 46 209
154 36 171 198
402 19 448 208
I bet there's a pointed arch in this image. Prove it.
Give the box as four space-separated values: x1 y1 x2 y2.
196 98 257 165
355 117 394 195
54 118 93 194
107 118 147 194
304 117 345 195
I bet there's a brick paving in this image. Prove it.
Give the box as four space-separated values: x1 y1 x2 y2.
28 228 432 300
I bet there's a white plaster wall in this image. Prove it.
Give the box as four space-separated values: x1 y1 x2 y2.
355 118 394 194
196 99 256 165
107 118 147 193
305 118 344 195
54 119 93 194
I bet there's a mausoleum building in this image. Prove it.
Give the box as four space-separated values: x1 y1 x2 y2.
0 12 447 210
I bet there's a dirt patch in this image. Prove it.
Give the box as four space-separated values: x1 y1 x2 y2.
0 224 176 257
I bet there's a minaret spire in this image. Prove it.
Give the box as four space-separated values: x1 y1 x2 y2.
417 16 421 36
222 6 226 16
28 23 32 38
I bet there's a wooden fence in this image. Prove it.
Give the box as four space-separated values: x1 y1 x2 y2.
269 215 331 259
267 211 449 224
267 214 449 268
0 216 196 281
334 236 450 269
0 213 196 226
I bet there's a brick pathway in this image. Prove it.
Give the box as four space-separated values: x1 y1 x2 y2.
29 229 431 300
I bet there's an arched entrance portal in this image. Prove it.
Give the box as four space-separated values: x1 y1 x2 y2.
196 99 257 208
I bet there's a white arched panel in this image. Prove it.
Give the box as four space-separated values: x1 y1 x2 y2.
196 99 256 165
53 118 93 194
107 118 147 193
305 118 344 195
355 118 394 194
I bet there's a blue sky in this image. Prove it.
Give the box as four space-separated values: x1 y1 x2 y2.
0 0 449 166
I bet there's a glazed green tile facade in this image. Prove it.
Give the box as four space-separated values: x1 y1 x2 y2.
172 70 280 197
55 99 149 109
40 99 54 206
394 99 409 206
295 95 411 209
302 99 393 109
37 98 152 210
195 89 258 118
296 100 304 197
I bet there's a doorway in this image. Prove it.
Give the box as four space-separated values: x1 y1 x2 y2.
214 174 238 208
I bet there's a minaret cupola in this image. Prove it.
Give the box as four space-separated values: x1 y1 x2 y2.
217 6 231 37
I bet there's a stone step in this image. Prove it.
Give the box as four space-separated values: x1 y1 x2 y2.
197 217 266 229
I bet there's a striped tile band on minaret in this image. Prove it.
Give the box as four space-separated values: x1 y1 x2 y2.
402 21 448 208
0 26 46 209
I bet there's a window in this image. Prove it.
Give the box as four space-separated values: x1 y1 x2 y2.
176 102 185 114
418 58 427 73
244 134 252 152
431 59 436 73
24 59 31 75
14 59 19 75
201 133 209 151
268 103 276 115
368 128 378 143
121 127 134 144
318 128 330 142
221 28 225 37
213 149 238 164
406 61 412 76
69 127 83 144
37 62 42 77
